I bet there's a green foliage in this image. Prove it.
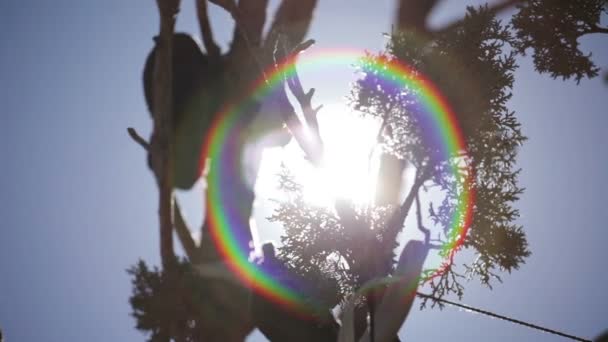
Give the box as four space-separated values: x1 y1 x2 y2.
512 0 608 83
271 6 531 307
128 259 206 341
358 5 530 297
271 167 398 311
127 259 251 341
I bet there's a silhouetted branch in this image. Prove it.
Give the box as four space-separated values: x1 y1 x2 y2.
173 201 199 262
386 165 432 242
396 0 439 33
228 0 268 58
127 127 150 151
337 242 429 342
196 0 221 59
265 0 318 49
207 0 237 15
271 36 324 165
148 4 180 341
583 24 608 35
281 38 324 164
415 193 430 245
152 0 180 270
397 0 522 36
436 0 522 35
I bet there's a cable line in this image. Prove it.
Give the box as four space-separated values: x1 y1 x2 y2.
416 292 592 342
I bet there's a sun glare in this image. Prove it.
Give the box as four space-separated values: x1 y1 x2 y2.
256 103 381 208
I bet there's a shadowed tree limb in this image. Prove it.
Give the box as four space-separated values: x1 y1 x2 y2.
228 0 269 59
584 24 608 35
196 0 221 59
282 39 320 131
127 127 150 151
385 165 433 244
396 0 522 36
271 36 324 165
396 0 439 33
265 0 318 49
415 192 430 245
148 3 180 341
415 194 444 250
173 201 199 262
280 38 324 164
435 0 523 35
152 0 180 271
207 0 237 14
359 240 430 342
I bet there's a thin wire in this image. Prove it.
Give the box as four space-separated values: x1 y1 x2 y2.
416 292 592 342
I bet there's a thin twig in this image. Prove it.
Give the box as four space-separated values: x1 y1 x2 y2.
127 127 150 150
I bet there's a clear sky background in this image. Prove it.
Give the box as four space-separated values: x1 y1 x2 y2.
0 1 607 341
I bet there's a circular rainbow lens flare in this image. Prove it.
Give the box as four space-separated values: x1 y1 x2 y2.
201 48 475 313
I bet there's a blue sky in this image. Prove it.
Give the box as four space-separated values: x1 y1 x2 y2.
0 1 607 341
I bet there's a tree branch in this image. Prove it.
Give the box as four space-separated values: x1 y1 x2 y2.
435 0 522 35
173 201 199 262
228 0 269 58
385 164 432 241
396 0 439 33
582 24 608 35
127 127 150 151
153 0 180 270
275 37 324 165
415 193 430 245
195 0 221 59
265 0 318 50
358 240 430 342
207 0 237 15
210 0 271 88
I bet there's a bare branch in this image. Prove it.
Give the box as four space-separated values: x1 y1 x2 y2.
428 243 443 250
207 0 237 15
127 127 150 151
173 201 199 262
228 0 269 58
196 0 221 59
396 0 521 36
265 0 318 49
276 37 324 164
358 240 430 342
435 0 522 35
582 24 608 35
396 0 439 33
153 0 180 269
415 192 430 244
385 164 432 241
210 0 270 87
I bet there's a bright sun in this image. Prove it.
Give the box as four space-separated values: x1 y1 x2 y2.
256 103 381 207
